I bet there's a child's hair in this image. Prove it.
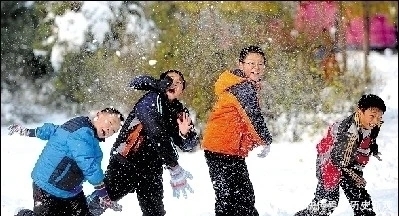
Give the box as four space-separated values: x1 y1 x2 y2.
358 94 386 113
160 69 186 90
239 45 266 64
100 107 125 122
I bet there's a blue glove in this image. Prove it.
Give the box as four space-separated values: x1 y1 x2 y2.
169 165 194 199
257 144 271 158
94 183 122 212
8 124 28 136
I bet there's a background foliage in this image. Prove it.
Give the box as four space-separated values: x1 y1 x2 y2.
1 1 397 142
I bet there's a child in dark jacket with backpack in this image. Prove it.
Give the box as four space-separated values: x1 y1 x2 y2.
87 70 199 216
295 94 386 216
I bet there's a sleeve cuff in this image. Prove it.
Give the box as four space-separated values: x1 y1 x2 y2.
179 131 187 140
166 161 179 170
94 182 105 190
27 129 36 137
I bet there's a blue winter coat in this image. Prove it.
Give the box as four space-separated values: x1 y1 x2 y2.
28 116 105 198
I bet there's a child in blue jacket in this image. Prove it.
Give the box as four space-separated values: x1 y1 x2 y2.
10 108 125 216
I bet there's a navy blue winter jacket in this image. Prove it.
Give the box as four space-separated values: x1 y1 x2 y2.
28 116 105 198
112 75 199 167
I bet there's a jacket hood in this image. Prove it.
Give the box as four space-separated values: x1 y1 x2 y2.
214 69 246 96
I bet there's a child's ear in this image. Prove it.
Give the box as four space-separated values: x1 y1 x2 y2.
93 112 100 121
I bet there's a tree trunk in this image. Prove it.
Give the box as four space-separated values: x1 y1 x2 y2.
337 1 347 74
363 1 371 84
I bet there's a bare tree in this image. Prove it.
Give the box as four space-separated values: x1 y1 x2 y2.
337 1 347 74
363 1 371 84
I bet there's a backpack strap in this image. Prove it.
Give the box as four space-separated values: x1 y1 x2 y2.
111 108 137 156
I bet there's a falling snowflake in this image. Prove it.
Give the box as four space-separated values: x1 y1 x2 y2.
149 60 157 66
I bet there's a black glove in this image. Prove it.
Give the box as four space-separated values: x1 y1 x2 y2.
370 125 382 160
370 126 380 139
369 141 382 161
370 142 378 155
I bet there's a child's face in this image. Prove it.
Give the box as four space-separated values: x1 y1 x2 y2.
165 72 184 101
238 53 265 83
358 107 384 130
94 113 122 138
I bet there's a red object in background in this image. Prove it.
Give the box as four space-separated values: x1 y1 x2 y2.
295 1 397 49
295 1 337 36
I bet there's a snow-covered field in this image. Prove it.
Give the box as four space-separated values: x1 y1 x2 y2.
1 51 398 215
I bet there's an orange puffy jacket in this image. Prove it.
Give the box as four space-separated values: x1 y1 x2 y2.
201 69 272 157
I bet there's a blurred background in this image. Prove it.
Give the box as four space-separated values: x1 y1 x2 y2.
1 1 398 143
